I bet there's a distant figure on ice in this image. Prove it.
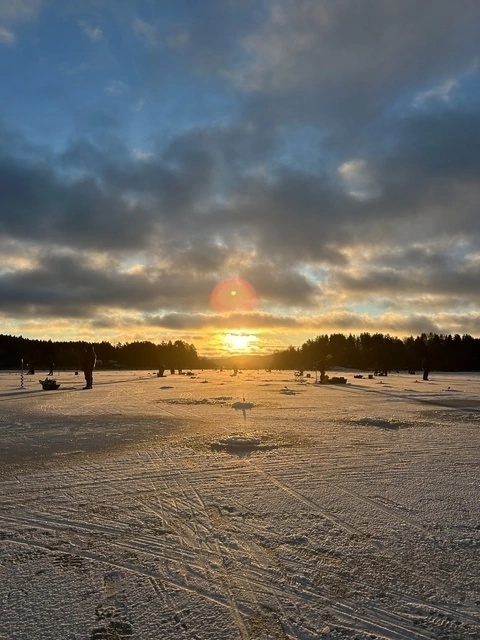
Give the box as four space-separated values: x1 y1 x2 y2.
422 356 430 381
26 361 35 375
157 363 166 377
48 362 54 376
81 345 97 389
316 358 326 383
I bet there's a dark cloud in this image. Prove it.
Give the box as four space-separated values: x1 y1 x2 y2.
0 151 157 251
0 251 217 317
333 248 480 305
230 2 480 113
393 108 480 178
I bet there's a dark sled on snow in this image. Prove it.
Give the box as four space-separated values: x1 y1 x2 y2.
317 376 347 385
39 379 61 390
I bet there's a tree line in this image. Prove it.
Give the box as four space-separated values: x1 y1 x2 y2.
0 335 202 371
270 332 480 372
0 331 478 372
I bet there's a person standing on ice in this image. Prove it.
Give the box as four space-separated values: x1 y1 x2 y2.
316 358 326 383
81 345 97 389
422 356 430 381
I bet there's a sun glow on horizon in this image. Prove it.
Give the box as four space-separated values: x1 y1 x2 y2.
223 332 258 353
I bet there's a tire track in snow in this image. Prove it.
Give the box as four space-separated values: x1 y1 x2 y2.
1 536 233 612
148 452 438 639
230 466 476 638
249 464 373 541
1 483 469 639
155 447 272 638
321 477 435 534
3 372 478 639
140 446 311 636
5 506 473 640
243 461 480 630
140 446 430 638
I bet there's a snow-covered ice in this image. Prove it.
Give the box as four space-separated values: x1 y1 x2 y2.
0 368 479 639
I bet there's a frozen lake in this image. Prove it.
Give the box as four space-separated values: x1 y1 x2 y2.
0 368 479 639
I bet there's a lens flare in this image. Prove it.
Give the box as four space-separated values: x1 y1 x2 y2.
210 278 257 312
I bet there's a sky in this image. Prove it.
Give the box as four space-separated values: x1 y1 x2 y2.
1 0 480 357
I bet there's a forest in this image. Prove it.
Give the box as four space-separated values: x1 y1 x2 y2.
0 335 202 372
271 332 480 373
0 331 479 373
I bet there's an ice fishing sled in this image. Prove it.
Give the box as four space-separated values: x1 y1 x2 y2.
39 378 61 390
316 376 347 385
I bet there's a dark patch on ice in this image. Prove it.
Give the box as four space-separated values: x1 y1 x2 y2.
91 619 133 639
0 415 179 477
159 397 230 405
211 433 295 454
92 604 133 640
232 400 254 410
429 398 480 409
355 417 409 430
280 386 297 395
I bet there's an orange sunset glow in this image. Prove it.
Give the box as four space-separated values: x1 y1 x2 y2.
223 332 258 353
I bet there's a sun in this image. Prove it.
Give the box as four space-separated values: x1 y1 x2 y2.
223 333 257 353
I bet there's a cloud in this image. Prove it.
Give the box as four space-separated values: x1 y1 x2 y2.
203 0 480 152
0 0 42 43
79 21 104 42
2 1 480 351
132 17 158 47
338 159 380 201
105 80 128 96
2 92 479 324
165 29 189 51
0 250 210 317
0 150 159 252
413 78 459 107
132 147 154 161
392 108 480 179
0 25 14 44
0 0 43 21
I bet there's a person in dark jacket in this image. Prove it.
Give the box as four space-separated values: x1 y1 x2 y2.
316 358 326 383
422 356 430 381
82 346 97 389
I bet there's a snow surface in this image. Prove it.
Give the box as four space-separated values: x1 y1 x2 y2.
0 368 479 640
